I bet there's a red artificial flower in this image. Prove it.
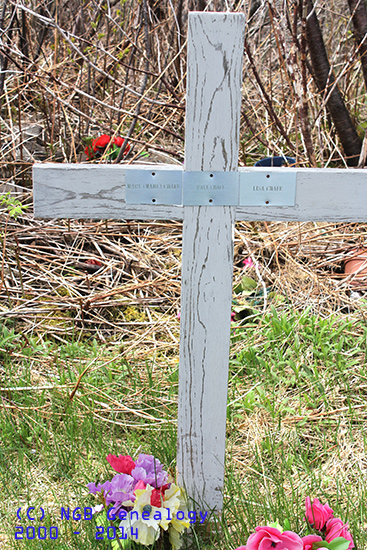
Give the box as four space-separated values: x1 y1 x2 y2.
106 454 135 475
93 134 111 150
113 136 123 147
150 484 169 507
85 259 102 266
85 134 130 159
150 488 163 507
84 144 93 159
113 137 130 154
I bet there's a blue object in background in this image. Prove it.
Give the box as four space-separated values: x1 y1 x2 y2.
254 156 296 167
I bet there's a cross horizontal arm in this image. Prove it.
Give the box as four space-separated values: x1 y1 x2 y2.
33 164 183 221
34 163 367 222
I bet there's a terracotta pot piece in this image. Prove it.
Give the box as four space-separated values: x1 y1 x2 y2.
344 248 367 286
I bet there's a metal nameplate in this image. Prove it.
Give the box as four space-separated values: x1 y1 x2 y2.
239 170 297 206
125 169 183 205
182 171 239 206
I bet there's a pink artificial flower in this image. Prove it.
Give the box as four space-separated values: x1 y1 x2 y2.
177 311 181 319
302 534 323 550
231 311 236 322
246 526 303 550
305 497 334 530
234 547 247 550
325 518 354 549
243 257 254 268
134 479 147 492
106 454 135 475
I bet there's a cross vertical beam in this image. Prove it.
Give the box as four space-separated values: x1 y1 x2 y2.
177 12 245 510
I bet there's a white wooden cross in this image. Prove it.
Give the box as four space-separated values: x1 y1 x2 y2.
33 12 367 511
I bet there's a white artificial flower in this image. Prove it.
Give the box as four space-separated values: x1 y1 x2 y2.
119 485 165 546
164 483 190 549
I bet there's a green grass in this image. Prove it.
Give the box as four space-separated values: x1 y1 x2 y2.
1 305 367 549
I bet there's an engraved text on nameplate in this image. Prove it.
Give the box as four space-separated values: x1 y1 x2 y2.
239 170 297 206
182 171 239 206
125 169 183 205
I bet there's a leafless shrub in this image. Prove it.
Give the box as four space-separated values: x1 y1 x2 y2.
0 0 365 190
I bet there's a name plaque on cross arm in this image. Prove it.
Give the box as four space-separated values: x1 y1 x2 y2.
125 168 183 205
239 170 297 207
125 168 297 207
182 171 239 206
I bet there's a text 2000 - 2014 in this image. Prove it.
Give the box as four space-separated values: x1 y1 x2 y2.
15 525 139 541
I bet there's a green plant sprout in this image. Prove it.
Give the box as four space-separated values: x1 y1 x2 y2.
0 192 29 219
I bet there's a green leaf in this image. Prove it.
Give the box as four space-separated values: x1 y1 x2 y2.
112 538 132 550
232 305 249 313
313 538 350 550
283 519 291 531
233 276 257 294
94 511 109 529
268 520 283 531
109 144 122 160
310 541 329 549
0 192 29 219
328 538 351 550
267 291 285 303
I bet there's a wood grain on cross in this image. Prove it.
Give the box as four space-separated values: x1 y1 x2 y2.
33 12 367 511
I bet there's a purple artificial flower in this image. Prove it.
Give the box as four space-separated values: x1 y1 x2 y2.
88 474 135 514
131 454 168 488
105 474 136 508
87 480 112 495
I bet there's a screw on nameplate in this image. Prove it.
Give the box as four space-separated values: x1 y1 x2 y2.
182 171 239 206
125 168 183 205
239 170 297 206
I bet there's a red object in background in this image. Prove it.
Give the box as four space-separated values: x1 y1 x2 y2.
85 134 131 159
344 248 367 284
85 259 102 266
92 134 110 149
106 454 136 475
114 136 126 147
